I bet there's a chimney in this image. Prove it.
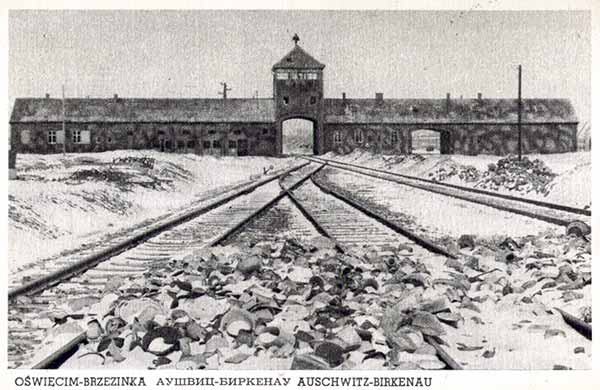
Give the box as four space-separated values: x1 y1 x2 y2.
477 92 482 100
113 93 119 100
446 93 451 113
375 92 383 101
45 93 50 99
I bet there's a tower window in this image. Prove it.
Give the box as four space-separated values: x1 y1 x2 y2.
333 131 342 145
276 71 288 80
283 96 289 105
354 130 364 144
310 96 317 105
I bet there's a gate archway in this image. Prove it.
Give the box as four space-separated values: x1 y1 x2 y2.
410 128 452 154
280 117 317 155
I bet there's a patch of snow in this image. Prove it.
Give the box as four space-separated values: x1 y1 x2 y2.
9 151 297 271
324 151 591 208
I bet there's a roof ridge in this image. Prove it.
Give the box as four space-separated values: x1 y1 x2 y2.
272 44 325 70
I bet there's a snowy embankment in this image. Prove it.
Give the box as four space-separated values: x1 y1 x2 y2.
322 150 591 209
8 151 296 272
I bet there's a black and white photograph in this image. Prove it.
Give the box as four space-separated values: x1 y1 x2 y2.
3 2 595 377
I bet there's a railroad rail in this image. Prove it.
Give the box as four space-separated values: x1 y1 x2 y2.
8 159 590 370
8 162 317 368
8 162 309 300
305 156 589 228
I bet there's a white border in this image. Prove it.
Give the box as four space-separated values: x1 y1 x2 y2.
1 1 598 389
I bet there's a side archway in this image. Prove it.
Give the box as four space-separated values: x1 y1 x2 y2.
409 128 452 154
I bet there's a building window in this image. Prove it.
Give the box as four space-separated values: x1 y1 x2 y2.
333 131 342 145
310 96 317 105
72 130 81 143
107 137 113 144
187 140 195 149
276 71 288 80
177 140 185 149
228 140 237 149
208 130 216 135
21 130 31 145
283 96 289 105
203 141 211 149
96 136 101 143
262 128 269 135
72 130 91 144
307 72 318 80
354 130 364 144
289 72 297 80
233 130 241 135
391 130 399 144
182 130 190 136
48 130 57 144
212 140 221 148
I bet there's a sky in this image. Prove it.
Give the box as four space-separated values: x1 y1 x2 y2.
8 10 591 125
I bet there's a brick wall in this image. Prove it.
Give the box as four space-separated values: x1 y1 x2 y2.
322 122 577 155
10 122 278 156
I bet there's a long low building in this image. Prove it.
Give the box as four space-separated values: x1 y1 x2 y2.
10 38 578 156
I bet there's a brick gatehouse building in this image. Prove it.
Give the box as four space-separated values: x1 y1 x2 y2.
10 37 578 156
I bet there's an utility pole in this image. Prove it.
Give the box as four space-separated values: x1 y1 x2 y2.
62 84 66 155
218 82 231 100
517 65 522 161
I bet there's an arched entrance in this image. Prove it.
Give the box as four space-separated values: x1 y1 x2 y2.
281 118 316 155
410 129 452 154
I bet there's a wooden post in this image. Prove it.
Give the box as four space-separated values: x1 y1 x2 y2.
62 84 66 155
517 65 522 160
219 82 231 100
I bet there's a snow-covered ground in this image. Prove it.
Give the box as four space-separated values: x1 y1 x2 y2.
319 169 560 239
321 150 591 208
8 151 297 272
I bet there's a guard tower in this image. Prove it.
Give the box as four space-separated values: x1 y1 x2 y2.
272 34 325 155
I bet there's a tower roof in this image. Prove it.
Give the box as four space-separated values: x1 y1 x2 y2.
272 44 325 71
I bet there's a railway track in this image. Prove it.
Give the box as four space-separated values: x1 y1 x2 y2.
7 159 590 370
305 156 590 228
8 162 316 368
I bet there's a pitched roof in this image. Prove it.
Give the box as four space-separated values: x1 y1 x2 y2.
324 98 577 124
10 97 577 125
272 45 325 70
10 98 276 123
